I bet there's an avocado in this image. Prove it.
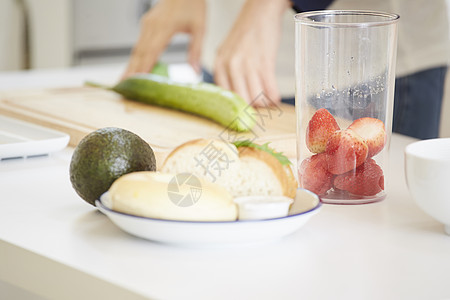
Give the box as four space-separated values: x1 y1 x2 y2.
69 127 156 206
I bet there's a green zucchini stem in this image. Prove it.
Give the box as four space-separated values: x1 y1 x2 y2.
84 81 113 90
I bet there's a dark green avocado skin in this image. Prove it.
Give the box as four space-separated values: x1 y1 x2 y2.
69 127 156 206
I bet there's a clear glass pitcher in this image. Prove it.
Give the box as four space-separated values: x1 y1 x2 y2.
295 11 399 204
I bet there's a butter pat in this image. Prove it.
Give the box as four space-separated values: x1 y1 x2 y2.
234 196 293 220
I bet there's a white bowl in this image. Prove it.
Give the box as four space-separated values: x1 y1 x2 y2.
405 138 450 235
96 188 321 246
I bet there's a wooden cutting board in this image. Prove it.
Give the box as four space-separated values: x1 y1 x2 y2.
0 87 297 165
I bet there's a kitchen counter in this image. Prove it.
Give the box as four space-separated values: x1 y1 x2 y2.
1 65 450 300
0 63 198 92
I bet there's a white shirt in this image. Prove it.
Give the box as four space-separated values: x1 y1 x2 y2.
201 0 450 97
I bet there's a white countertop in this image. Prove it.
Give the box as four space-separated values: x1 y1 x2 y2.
1 65 450 300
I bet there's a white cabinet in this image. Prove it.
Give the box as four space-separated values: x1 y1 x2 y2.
0 0 187 70
0 0 25 70
24 0 73 69
72 0 188 66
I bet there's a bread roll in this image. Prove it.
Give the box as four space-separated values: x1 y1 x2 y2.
162 139 241 189
161 139 297 198
235 146 297 198
108 171 237 221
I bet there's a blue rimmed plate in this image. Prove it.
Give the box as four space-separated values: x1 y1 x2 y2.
95 188 321 246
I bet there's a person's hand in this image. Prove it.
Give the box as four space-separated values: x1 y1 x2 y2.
214 0 290 106
123 0 205 79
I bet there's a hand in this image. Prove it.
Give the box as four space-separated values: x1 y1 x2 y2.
214 0 290 106
122 0 205 79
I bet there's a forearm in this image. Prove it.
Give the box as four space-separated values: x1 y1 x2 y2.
242 0 291 17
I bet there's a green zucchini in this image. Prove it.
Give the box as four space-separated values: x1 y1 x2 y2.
86 74 256 132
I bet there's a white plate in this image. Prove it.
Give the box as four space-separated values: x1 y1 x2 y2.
95 189 321 246
0 116 70 159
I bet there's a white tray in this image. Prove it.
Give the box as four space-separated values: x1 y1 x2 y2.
0 115 70 159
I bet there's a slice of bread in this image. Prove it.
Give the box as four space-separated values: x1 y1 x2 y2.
161 139 297 198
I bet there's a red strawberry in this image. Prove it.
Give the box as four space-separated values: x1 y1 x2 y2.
379 175 384 190
333 159 384 196
299 153 334 195
348 117 386 157
325 129 368 175
306 108 340 153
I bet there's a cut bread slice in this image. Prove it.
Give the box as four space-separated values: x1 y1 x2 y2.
161 139 297 198
236 146 297 198
161 139 241 191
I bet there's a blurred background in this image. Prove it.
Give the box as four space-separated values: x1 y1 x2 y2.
0 0 190 70
0 0 449 136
